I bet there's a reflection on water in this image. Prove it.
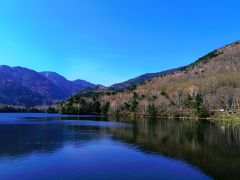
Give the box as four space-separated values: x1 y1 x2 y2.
0 114 239 179
109 118 240 180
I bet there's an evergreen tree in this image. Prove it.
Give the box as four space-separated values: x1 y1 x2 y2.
147 104 157 117
102 102 110 114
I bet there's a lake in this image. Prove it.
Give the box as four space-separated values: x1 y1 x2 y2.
0 113 239 180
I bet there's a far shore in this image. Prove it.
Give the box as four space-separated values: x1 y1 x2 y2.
1 111 240 124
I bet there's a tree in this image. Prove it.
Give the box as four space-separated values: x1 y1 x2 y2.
47 107 57 114
130 99 138 112
102 102 110 114
93 100 101 114
147 104 157 117
194 94 208 118
129 92 139 112
124 102 130 110
133 92 138 99
184 95 194 108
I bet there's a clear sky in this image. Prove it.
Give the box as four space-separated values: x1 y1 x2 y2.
0 0 240 86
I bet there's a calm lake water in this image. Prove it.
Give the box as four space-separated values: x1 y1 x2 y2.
0 114 239 180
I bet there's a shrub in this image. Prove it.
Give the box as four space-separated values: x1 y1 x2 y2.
147 104 157 117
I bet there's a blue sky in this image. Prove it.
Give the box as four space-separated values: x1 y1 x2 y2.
0 0 240 86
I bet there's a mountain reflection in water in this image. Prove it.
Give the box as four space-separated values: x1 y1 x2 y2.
0 113 239 180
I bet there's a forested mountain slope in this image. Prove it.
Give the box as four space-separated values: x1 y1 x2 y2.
61 41 240 118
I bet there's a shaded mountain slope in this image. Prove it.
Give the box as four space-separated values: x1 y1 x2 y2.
41 71 96 97
0 66 65 100
0 66 95 106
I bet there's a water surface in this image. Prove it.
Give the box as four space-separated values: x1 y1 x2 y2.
0 113 239 179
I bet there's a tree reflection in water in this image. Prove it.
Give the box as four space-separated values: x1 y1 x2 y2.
108 118 240 180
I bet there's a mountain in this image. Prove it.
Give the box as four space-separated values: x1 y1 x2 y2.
41 72 95 97
109 67 186 91
0 70 45 106
73 79 96 88
0 66 95 106
61 40 240 118
0 81 44 106
0 65 65 99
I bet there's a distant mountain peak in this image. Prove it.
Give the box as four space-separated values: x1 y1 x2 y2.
0 66 96 106
41 71 96 97
41 71 68 82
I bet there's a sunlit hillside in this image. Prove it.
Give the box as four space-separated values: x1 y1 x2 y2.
61 41 240 118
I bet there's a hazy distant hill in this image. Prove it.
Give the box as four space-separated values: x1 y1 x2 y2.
61 41 240 118
0 66 96 106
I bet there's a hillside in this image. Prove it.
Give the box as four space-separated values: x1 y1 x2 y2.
61 41 240 118
41 72 95 97
109 67 186 91
0 71 44 106
0 66 95 106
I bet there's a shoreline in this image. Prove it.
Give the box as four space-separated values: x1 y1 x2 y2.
0 111 240 124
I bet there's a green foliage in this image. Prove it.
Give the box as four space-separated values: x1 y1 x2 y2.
193 94 208 118
60 91 106 115
147 104 157 117
101 102 110 114
123 92 139 112
47 107 57 114
93 100 101 114
194 94 203 109
130 92 139 112
73 91 103 99
127 86 137 91
139 94 146 100
61 106 78 115
0 106 43 113
124 102 130 111
130 99 138 112
183 94 209 118
184 95 194 108
192 50 222 67
196 106 208 118
133 92 138 99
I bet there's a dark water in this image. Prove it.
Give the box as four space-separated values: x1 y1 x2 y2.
0 114 239 180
